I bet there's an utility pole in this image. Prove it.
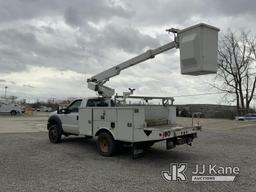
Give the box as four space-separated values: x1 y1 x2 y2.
4 86 8 99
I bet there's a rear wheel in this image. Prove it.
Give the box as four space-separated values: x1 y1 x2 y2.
48 125 62 143
97 132 116 157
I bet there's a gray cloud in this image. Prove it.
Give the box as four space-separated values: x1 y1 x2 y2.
23 84 35 88
0 28 37 72
126 0 256 26
0 21 160 73
2 0 254 27
0 26 89 72
63 0 131 26
101 24 159 53
0 0 58 23
208 0 256 16
0 0 131 24
0 79 16 86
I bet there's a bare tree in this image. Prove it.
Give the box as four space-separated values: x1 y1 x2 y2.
216 30 256 114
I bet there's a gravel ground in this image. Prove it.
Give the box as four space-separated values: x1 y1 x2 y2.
0 114 256 192
0 112 47 133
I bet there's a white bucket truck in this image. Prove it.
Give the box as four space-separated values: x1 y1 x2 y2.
47 23 219 158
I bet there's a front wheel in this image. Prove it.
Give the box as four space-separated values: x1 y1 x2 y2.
48 125 62 143
97 132 116 157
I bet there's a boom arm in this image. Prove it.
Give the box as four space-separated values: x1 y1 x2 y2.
87 40 178 97
87 23 219 98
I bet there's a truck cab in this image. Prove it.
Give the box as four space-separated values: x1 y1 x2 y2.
54 98 113 135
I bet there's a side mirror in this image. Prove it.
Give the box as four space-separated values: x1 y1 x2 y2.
63 108 70 114
57 107 69 114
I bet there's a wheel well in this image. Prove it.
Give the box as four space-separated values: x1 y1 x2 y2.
95 129 115 139
48 119 58 126
47 116 63 132
10 110 17 115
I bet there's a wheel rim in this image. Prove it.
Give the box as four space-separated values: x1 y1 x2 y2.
50 128 58 142
100 138 109 153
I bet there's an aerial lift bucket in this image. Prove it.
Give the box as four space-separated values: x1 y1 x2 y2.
178 23 220 75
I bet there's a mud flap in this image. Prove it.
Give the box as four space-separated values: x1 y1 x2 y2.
186 137 193 146
132 143 145 159
166 139 176 150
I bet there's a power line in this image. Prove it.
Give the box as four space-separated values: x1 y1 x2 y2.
173 92 225 98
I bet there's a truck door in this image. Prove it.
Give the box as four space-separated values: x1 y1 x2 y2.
60 99 82 134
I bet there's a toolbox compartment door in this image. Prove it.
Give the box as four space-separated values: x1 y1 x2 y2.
116 109 134 142
79 108 93 136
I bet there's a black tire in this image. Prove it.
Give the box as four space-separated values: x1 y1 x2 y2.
97 132 116 157
10 110 17 116
48 125 62 143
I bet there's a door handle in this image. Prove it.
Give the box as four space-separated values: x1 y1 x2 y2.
88 120 92 124
77 116 79 120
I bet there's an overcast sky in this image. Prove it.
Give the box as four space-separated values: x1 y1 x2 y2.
0 0 256 105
